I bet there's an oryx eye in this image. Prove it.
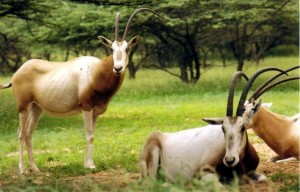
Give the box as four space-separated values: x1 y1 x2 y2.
125 48 129 53
241 126 245 133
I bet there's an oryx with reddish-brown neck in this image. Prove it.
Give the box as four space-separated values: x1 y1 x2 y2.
139 71 266 183
241 66 300 163
0 8 165 174
203 67 299 169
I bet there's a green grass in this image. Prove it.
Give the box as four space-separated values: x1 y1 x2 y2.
271 173 300 192
0 56 299 191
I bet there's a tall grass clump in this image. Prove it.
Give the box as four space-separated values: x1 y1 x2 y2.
0 77 18 135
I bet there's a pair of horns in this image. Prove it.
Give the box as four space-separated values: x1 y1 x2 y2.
226 66 299 117
249 66 300 100
114 8 165 42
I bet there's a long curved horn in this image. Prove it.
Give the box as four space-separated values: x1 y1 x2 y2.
249 65 299 101
226 71 249 116
236 67 287 116
115 12 120 41
122 8 165 41
253 76 299 99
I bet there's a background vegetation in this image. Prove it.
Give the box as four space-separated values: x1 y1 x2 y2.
0 0 298 82
0 0 299 191
0 57 299 191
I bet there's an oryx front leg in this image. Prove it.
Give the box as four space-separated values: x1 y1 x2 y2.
83 110 96 169
268 156 299 163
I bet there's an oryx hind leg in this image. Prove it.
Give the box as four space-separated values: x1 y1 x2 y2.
25 103 43 173
18 109 30 174
139 146 161 179
148 146 160 178
139 131 162 179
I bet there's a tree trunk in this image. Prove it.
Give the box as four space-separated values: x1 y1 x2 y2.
237 58 244 71
128 62 136 79
127 49 137 79
180 65 189 82
65 50 70 61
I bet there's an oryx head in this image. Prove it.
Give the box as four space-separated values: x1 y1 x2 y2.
203 71 250 167
98 8 164 76
203 67 296 167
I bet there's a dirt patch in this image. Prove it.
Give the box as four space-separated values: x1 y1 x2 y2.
232 131 299 191
62 169 139 189
240 137 299 192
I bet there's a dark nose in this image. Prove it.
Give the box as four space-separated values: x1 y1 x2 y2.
114 66 123 72
225 156 235 166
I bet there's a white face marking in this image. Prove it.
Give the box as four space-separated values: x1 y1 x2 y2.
111 41 129 75
222 116 247 167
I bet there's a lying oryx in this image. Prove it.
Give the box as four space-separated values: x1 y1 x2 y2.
139 71 267 183
240 66 300 163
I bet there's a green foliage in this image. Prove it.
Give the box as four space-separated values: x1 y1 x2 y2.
0 0 298 79
267 45 299 56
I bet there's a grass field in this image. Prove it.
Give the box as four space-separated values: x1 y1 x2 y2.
0 57 299 191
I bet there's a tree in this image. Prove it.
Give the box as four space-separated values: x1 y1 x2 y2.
0 31 31 72
250 2 298 65
212 0 294 71
69 0 155 6
0 0 298 76
0 0 52 21
122 0 298 80
140 1 208 83
0 0 59 72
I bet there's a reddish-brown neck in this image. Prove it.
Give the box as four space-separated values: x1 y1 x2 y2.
251 107 292 155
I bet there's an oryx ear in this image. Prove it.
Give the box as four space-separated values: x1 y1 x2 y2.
202 118 224 125
262 103 272 109
127 35 140 49
244 98 262 123
98 36 113 48
252 98 262 113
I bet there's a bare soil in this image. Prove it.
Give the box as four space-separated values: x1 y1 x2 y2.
240 132 299 192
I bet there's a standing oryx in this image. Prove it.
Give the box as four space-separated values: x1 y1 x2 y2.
0 8 165 174
139 71 267 183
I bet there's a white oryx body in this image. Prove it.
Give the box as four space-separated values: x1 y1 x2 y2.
17 56 106 116
244 102 300 162
0 8 164 174
140 71 269 183
139 125 225 180
140 124 265 183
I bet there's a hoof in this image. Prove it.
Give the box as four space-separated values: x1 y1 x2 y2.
87 165 96 169
30 167 40 173
19 169 26 175
275 157 298 163
248 172 267 183
84 162 96 169
267 156 281 162
256 174 267 182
